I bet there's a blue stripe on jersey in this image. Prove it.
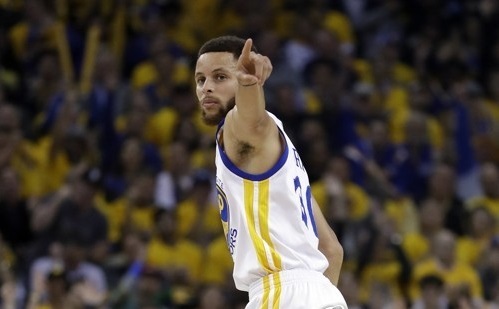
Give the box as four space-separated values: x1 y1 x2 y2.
216 121 289 181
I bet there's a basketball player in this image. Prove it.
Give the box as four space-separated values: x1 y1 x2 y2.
195 36 348 309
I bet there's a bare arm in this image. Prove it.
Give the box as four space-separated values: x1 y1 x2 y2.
313 196 344 286
223 39 280 172
230 38 273 130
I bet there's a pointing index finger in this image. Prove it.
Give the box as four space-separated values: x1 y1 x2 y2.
240 38 253 62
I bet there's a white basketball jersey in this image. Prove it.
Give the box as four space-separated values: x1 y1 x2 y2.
215 113 329 291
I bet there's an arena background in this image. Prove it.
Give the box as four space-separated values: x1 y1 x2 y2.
0 0 498 308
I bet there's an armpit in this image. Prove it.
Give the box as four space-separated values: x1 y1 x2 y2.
236 139 255 159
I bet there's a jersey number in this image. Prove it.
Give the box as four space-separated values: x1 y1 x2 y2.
294 176 318 236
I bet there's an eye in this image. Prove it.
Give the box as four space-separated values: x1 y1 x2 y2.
196 76 205 86
216 74 228 81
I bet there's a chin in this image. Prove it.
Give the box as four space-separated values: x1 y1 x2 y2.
202 111 224 126
201 97 235 126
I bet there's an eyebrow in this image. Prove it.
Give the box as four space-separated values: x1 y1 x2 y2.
195 67 229 77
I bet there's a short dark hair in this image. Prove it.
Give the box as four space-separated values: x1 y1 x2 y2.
197 35 258 60
419 274 444 289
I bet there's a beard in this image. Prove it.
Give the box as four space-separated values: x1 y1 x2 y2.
201 97 235 126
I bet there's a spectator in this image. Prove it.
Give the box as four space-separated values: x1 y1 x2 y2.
456 206 497 267
30 166 108 264
155 141 195 208
426 163 468 236
116 171 159 240
466 162 499 218
1 0 498 307
28 234 107 308
144 209 203 306
103 136 160 201
402 199 447 265
409 230 484 307
175 169 221 246
411 275 448 309
0 104 44 198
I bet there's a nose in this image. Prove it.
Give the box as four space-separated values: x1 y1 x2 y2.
201 78 214 94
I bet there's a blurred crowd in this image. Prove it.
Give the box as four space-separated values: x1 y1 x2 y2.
0 0 498 308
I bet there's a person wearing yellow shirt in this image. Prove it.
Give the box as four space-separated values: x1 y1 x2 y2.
8 0 58 63
402 199 447 265
402 198 446 265
426 164 468 236
388 82 445 151
0 104 45 197
312 156 371 223
122 172 158 240
355 213 412 305
311 156 372 271
410 230 484 307
383 196 419 237
146 84 216 151
130 36 190 91
456 206 497 267
175 170 222 246
411 274 449 309
201 234 234 287
466 162 499 220
145 209 203 291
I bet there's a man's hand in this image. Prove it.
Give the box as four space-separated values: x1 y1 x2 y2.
236 39 272 87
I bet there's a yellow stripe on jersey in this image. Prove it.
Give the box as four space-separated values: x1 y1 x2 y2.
244 180 272 272
244 179 283 309
243 179 283 273
258 180 282 271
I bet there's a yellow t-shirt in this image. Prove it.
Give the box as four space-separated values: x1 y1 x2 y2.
466 197 499 219
146 106 179 148
384 197 419 236
176 198 222 240
33 136 72 195
130 60 190 90
9 140 45 198
311 180 370 221
201 235 234 285
8 21 58 60
179 0 221 43
402 232 430 264
352 62 416 88
410 258 483 301
389 108 444 150
94 195 126 243
456 236 490 267
359 261 405 303
146 236 203 282
99 197 156 239
323 10 355 44
129 205 156 237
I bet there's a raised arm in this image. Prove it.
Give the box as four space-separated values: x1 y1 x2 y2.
223 39 280 171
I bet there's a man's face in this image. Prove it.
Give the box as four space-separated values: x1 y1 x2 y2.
195 52 238 125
